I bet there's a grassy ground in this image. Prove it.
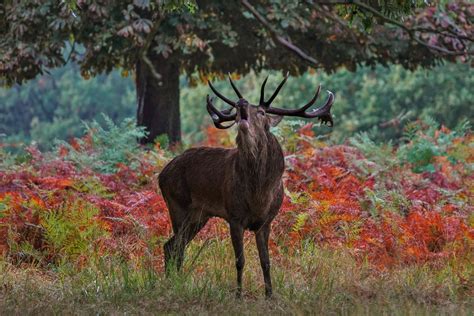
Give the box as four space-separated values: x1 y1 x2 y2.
1 239 472 315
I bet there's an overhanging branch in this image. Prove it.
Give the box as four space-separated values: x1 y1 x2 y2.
140 18 163 81
351 0 470 56
241 0 321 68
314 0 473 56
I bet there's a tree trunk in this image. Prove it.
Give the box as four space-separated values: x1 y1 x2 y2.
136 56 180 145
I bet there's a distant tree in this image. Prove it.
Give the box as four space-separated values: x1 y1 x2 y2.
1 0 472 143
0 64 135 148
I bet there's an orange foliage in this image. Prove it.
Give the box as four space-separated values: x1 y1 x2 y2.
0 125 472 270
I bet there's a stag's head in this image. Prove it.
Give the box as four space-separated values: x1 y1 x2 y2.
206 74 335 139
231 98 281 136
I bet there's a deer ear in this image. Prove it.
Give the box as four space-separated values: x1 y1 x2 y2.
268 114 283 127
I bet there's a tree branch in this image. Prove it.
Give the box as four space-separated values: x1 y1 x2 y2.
140 18 163 81
241 0 321 68
318 7 367 58
313 0 353 4
355 0 471 56
64 38 76 65
410 21 473 42
313 0 473 56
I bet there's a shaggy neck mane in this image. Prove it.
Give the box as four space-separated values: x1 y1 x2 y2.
235 130 284 195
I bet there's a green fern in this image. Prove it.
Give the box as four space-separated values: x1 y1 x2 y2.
72 177 115 198
40 198 108 264
350 132 395 168
402 121 420 142
363 187 385 219
422 115 440 138
454 119 471 136
55 115 147 173
285 188 311 206
340 220 363 243
271 119 306 153
292 213 309 234
397 117 471 173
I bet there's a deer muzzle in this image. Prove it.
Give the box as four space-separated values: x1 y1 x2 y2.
238 104 250 131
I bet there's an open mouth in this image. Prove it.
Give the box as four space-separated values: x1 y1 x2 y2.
238 106 250 131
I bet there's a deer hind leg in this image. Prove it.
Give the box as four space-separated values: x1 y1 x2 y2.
229 222 245 298
164 204 208 273
256 225 272 298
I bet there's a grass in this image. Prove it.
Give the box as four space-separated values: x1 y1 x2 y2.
1 238 472 315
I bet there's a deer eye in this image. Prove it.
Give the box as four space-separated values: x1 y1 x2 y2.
257 110 265 116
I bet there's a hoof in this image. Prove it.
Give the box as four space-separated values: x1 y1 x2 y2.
235 288 243 299
265 290 273 300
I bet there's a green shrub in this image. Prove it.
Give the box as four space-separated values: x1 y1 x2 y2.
397 117 471 173
351 116 471 174
40 199 108 265
56 115 147 173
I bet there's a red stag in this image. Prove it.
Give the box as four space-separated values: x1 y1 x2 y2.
159 75 334 297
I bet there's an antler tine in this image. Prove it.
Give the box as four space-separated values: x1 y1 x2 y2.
299 84 321 112
206 95 235 120
208 81 236 107
228 73 243 99
206 95 237 129
263 72 289 108
221 108 235 115
210 119 236 129
266 88 335 127
206 108 236 129
259 75 269 106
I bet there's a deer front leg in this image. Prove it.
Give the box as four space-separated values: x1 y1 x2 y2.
230 222 245 298
256 225 272 298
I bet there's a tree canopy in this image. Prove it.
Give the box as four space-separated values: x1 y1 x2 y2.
2 0 472 85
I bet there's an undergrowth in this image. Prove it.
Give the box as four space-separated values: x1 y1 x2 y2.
0 116 472 313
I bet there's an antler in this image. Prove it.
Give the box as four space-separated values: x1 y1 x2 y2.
228 74 243 99
261 76 335 126
208 81 236 107
206 95 237 129
207 74 244 107
260 73 289 107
